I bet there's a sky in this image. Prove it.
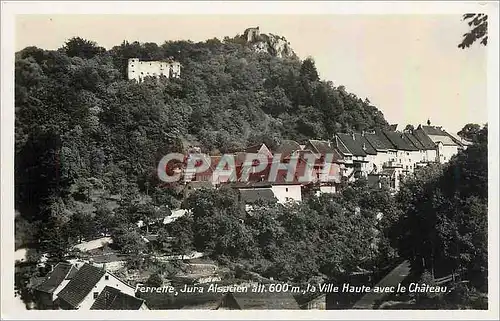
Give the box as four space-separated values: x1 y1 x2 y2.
15 14 488 134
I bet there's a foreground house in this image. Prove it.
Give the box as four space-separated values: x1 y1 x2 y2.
56 263 138 310
33 262 78 309
90 286 148 310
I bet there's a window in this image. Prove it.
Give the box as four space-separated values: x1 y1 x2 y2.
105 275 109 280
285 188 289 192
93 292 99 299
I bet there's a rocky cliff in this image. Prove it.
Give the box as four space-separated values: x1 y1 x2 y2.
242 27 297 59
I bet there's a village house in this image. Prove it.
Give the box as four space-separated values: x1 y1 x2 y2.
90 286 148 310
335 133 369 179
382 130 420 174
353 133 378 174
244 143 273 158
417 124 461 164
56 263 140 310
302 140 343 194
33 262 78 309
363 131 395 174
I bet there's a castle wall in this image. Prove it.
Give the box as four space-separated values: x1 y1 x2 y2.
127 58 181 82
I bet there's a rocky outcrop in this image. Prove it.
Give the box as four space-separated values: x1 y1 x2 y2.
242 27 297 59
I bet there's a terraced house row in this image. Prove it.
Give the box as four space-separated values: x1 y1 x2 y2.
177 123 471 205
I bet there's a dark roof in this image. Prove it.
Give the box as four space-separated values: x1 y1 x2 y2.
420 125 448 136
364 132 395 151
275 140 301 159
239 189 276 203
336 133 367 156
404 133 426 150
35 263 76 294
57 263 106 308
332 137 351 155
306 140 335 155
228 288 300 309
354 133 377 155
382 131 418 151
420 126 458 146
413 128 436 150
245 144 269 154
90 286 145 310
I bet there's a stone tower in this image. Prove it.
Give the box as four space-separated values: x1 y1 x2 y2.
244 27 260 42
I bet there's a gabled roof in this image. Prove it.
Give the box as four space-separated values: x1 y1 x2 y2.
90 286 145 310
57 263 106 308
354 133 377 155
306 140 335 155
364 132 395 151
227 287 300 309
382 131 418 151
419 125 447 136
275 140 302 159
413 128 437 150
35 262 77 294
419 125 458 146
332 136 352 156
245 143 271 156
404 133 426 150
336 133 367 156
239 189 276 203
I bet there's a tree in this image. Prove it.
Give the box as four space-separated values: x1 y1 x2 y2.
404 124 414 133
458 14 488 49
393 127 487 291
145 273 163 287
458 123 481 142
300 57 320 82
62 37 106 59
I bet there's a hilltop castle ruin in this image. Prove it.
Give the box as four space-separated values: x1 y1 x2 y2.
127 58 181 82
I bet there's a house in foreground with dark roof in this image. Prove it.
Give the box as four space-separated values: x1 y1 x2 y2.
56 263 137 310
90 286 148 310
33 262 78 309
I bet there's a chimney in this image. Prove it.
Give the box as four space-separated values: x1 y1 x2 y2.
352 133 355 140
427 119 431 126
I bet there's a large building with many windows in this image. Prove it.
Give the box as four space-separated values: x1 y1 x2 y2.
127 58 181 82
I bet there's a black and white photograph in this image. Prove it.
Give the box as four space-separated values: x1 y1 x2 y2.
1 1 498 319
